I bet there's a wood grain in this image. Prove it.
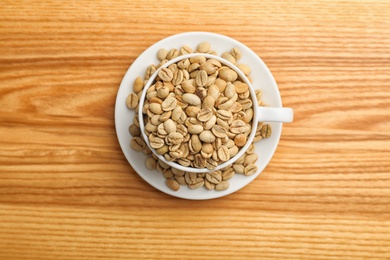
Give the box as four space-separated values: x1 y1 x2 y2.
1 0 390 259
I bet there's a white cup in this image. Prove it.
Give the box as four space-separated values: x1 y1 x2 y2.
138 53 293 173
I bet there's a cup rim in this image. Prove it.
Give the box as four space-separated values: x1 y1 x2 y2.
138 53 260 173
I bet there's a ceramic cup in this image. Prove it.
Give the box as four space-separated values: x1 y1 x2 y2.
138 53 293 173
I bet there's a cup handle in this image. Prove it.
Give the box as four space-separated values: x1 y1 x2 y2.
257 107 294 123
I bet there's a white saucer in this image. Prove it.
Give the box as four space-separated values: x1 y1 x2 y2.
115 32 284 200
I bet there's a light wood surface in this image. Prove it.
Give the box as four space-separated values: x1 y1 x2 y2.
1 1 390 259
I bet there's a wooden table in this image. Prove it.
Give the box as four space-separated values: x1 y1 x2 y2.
1 1 389 259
